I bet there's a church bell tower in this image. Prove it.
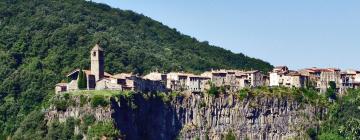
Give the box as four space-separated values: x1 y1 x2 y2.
91 43 104 81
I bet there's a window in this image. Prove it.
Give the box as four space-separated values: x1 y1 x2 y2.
93 51 96 56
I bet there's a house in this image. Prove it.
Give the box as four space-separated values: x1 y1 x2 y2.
270 66 289 87
269 66 307 88
165 72 210 93
55 83 67 94
166 72 189 91
282 71 308 88
133 76 167 93
244 70 264 87
201 69 264 91
340 70 360 93
186 74 210 93
201 70 227 87
111 73 134 90
319 68 341 93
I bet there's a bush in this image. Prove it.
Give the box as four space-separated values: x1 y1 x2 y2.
207 83 219 96
87 121 120 139
54 99 68 111
317 132 344 140
157 92 170 103
238 89 248 100
224 130 236 140
306 128 317 140
81 114 96 133
80 95 87 107
91 95 108 108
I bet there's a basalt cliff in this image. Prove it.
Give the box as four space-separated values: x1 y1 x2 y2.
45 92 325 140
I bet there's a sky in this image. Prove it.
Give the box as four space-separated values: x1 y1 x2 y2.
92 0 360 70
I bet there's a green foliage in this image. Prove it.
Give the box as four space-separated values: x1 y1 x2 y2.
52 94 76 111
80 114 96 134
306 128 317 140
326 81 337 100
0 0 272 137
77 68 87 89
238 88 249 100
224 130 236 140
87 121 120 139
79 95 87 107
45 118 78 140
317 132 344 140
318 89 360 139
91 95 108 108
207 83 220 96
157 92 170 103
12 110 46 140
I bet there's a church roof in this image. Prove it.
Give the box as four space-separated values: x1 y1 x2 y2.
91 44 104 51
66 69 112 77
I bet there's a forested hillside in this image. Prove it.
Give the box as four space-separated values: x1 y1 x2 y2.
0 0 272 138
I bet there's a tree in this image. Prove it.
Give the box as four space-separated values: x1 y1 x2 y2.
207 83 219 96
326 81 337 100
77 68 87 89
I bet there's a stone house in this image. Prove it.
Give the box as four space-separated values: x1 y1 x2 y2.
244 70 264 87
282 71 308 88
164 72 210 93
166 72 189 91
269 66 307 88
55 83 67 94
340 70 360 93
318 68 341 93
269 66 289 87
186 74 210 93
133 76 167 93
201 69 264 92
111 73 134 90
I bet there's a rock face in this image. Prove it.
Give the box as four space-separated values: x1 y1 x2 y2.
45 93 324 140
112 94 324 140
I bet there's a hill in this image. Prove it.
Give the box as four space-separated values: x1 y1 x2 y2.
0 0 272 137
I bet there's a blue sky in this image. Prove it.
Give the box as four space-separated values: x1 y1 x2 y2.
92 0 360 70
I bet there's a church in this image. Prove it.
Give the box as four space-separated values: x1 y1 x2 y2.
55 44 123 93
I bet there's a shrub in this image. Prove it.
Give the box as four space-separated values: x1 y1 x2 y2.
238 89 248 100
54 99 68 111
224 130 236 140
207 83 219 96
80 95 87 107
81 114 96 133
87 121 120 139
306 128 317 140
91 95 108 108
157 92 170 103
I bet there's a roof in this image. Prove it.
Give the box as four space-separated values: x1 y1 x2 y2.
91 44 104 51
67 69 112 77
274 66 288 69
56 83 67 86
304 67 340 73
244 70 260 74
112 73 133 79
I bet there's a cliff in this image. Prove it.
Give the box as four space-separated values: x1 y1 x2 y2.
45 91 325 140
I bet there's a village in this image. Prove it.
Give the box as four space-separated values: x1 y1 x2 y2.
55 44 360 95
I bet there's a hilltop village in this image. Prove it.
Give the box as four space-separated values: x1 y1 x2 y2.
55 44 360 95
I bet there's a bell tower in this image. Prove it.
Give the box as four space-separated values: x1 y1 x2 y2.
91 43 104 81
